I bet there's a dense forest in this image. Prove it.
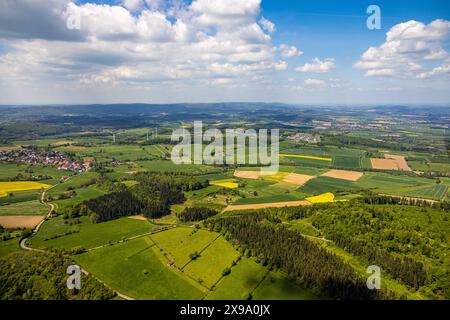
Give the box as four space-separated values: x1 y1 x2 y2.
177 207 218 222
0 251 114 300
79 172 209 222
308 202 449 298
206 213 389 300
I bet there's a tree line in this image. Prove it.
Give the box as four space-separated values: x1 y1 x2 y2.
206 213 388 300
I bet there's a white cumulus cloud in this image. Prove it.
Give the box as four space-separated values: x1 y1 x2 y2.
355 19 450 78
296 58 335 73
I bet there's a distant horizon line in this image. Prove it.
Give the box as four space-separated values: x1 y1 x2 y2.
0 102 449 108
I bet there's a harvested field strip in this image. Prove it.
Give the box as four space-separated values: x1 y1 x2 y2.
0 216 44 229
320 170 363 182
279 154 332 161
224 200 311 211
233 170 262 179
282 173 315 186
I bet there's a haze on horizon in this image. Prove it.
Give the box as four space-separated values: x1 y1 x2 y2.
0 0 449 105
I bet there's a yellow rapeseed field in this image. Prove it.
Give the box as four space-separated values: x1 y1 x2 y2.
306 192 336 204
210 180 239 189
279 154 332 161
0 181 51 197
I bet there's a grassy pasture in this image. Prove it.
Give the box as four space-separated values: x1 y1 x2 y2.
150 227 219 268
206 257 268 300
0 163 32 180
52 185 106 212
233 194 300 205
136 160 219 174
407 160 430 171
355 173 432 192
0 200 48 216
0 189 40 205
299 177 359 195
183 236 240 289
332 155 361 169
57 144 169 162
281 156 331 168
29 216 156 250
430 162 450 173
74 238 204 300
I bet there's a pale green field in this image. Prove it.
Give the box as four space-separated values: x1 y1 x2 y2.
29 216 157 250
150 227 219 267
0 200 48 216
183 236 240 289
74 238 204 300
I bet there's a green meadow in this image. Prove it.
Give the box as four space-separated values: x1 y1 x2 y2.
28 216 157 250
150 227 219 267
74 238 204 300
183 236 240 288
0 200 48 216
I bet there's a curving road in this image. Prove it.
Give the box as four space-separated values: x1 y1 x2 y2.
18 175 135 300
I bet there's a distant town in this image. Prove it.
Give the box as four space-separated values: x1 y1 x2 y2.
0 148 91 173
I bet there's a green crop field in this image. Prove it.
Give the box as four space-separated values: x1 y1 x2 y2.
150 227 219 267
355 173 433 191
74 238 204 299
0 200 48 216
281 157 331 168
206 257 268 300
252 270 318 300
403 184 448 200
0 163 36 180
183 236 240 289
333 156 361 169
29 216 157 250
299 176 360 195
407 160 430 171
430 162 450 173
0 189 40 205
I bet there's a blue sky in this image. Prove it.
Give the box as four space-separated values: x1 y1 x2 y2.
0 0 449 105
